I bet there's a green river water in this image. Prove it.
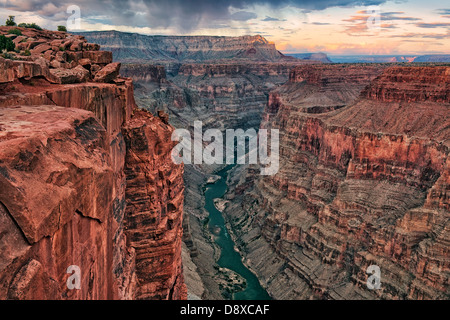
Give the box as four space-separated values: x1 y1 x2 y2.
204 165 271 300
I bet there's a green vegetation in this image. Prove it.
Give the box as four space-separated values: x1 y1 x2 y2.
4 15 43 30
7 28 22 36
18 22 42 30
5 16 16 26
0 35 15 52
23 49 31 56
1 52 14 60
57 25 67 32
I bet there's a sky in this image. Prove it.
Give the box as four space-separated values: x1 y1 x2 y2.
1 0 449 55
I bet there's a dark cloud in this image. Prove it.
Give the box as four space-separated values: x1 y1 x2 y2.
416 22 450 28
230 11 257 21
436 9 450 15
3 0 387 32
262 16 281 21
381 12 421 21
421 33 449 39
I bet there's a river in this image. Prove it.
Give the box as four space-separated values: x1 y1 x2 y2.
204 165 271 300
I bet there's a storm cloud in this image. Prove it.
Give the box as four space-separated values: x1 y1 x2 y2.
2 0 387 31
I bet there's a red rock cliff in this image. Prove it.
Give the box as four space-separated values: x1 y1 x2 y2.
0 26 186 300
224 64 449 300
120 64 167 83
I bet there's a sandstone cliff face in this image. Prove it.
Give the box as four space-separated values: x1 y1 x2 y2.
178 62 318 77
98 31 327 298
80 31 325 136
223 65 449 300
362 66 449 103
122 110 185 299
80 31 322 133
0 27 186 300
80 31 289 63
120 64 167 83
287 53 332 63
131 60 317 135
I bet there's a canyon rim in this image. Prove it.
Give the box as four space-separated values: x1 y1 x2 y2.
0 0 449 304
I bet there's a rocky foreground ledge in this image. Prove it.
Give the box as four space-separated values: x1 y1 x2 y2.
0 26 121 84
0 26 186 300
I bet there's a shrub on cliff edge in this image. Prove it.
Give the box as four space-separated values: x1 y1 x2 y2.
18 22 42 30
5 16 16 26
0 35 15 52
7 28 22 36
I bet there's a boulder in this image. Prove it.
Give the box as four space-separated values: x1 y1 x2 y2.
82 51 112 64
31 44 52 55
47 65 90 84
42 50 54 61
70 40 84 51
91 64 101 74
83 43 100 51
26 40 47 50
94 62 121 83
13 36 26 46
0 58 15 83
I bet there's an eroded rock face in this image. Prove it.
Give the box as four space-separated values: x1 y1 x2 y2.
223 65 449 300
79 31 293 63
94 63 121 83
0 26 115 85
131 61 316 133
363 66 449 103
0 27 186 300
105 33 329 298
120 64 167 83
123 110 186 300
0 106 119 300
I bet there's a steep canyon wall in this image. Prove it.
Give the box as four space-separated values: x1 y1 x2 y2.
83 30 449 300
0 27 186 300
223 65 449 300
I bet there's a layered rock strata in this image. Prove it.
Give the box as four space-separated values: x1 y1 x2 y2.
223 65 449 300
122 110 185 299
79 31 294 63
127 61 315 298
101 33 326 298
0 27 186 300
131 60 318 137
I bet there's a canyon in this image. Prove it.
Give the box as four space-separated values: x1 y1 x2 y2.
81 31 448 300
81 31 322 133
0 26 448 301
77 31 298 63
223 64 449 299
80 31 328 299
